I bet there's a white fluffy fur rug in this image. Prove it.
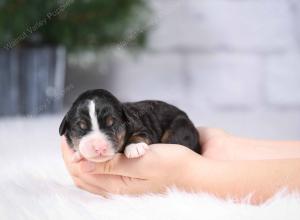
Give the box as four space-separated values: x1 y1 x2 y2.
0 116 300 220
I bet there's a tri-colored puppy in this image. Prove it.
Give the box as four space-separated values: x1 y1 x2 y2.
59 89 200 162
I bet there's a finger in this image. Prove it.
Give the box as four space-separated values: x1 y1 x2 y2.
59 137 81 177
72 151 83 163
79 153 149 178
64 156 81 177
77 173 149 195
60 136 76 163
72 176 109 197
77 173 123 194
79 143 183 178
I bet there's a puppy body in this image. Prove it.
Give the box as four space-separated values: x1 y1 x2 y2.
123 100 200 153
59 89 200 162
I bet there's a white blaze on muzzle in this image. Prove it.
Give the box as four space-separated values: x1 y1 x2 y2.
78 100 115 161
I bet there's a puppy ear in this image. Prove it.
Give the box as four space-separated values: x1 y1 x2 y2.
59 115 68 136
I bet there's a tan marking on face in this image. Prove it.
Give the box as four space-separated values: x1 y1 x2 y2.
79 120 88 130
106 116 114 127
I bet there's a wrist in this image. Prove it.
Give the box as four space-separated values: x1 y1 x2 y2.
179 154 232 198
178 153 211 193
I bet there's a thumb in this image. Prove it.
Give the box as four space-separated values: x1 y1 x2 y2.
61 136 76 163
79 153 147 179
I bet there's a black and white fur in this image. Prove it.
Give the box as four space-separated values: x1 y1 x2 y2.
59 89 200 162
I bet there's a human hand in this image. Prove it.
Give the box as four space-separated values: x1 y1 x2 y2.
198 127 231 159
62 127 300 203
61 136 202 197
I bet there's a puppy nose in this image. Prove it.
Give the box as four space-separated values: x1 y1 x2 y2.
94 145 107 155
79 141 109 158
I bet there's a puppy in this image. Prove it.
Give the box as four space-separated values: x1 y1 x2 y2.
59 89 200 162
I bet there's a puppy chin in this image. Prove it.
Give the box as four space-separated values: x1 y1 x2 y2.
78 146 116 163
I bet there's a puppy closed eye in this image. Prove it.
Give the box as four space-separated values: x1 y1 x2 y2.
106 116 114 127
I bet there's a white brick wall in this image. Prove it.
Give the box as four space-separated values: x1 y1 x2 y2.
187 53 262 108
265 52 300 106
185 0 297 51
67 0 300 139
111 52 185 102
149 0 297 51
148 0 300 110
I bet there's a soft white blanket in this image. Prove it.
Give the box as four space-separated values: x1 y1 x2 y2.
0 116 299 220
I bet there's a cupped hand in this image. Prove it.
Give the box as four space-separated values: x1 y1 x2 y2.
61 127 230 196
61 136 201 197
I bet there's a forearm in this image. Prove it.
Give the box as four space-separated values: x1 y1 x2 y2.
183 156 300 204
199 128 300 160
226 136 300 160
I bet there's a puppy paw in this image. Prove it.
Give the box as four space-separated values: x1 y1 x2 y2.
124 142 149 158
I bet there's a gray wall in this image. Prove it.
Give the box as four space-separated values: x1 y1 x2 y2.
65 0 300 140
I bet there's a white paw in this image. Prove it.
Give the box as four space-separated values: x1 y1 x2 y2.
124 142 149 158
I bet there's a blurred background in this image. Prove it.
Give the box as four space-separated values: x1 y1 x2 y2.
0 0 300 153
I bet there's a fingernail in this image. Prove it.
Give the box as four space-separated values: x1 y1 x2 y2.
81 161 96 172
